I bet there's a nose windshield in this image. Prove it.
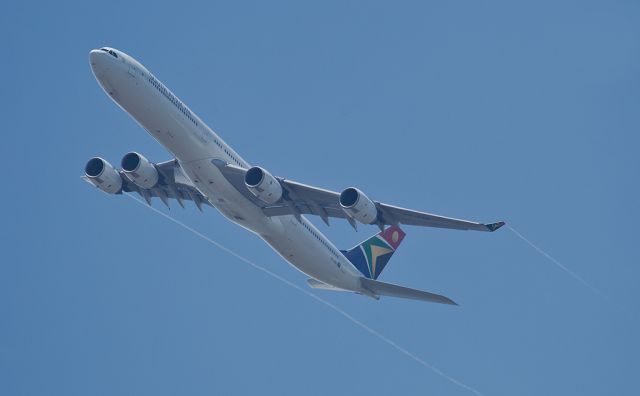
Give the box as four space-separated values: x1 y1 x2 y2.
100 48 118 58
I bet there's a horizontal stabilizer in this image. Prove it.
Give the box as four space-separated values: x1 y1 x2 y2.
360 278 457 305
307 278 347 291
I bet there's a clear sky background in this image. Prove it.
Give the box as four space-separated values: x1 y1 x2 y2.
1 1 639 395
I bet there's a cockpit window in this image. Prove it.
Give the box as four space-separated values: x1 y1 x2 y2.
100 48 118 58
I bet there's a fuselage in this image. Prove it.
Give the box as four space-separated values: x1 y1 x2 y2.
89 47 363 291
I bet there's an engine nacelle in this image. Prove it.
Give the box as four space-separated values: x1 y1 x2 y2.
339 187 378 224
84 157 123 194
244 166 283 204
121 152 159 189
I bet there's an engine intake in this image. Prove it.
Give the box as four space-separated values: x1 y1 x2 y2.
121 152 159 189
84 157 122 194
339 187 378 224
244 166 282 204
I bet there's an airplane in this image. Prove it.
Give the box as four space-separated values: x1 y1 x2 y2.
84 47 505 305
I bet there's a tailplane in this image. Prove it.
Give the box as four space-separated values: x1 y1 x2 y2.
341 225 406 279
360 278 457 305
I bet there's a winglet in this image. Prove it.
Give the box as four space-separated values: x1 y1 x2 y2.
485 221 506 232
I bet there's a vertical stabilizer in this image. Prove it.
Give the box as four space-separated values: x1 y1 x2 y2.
341 225 406 279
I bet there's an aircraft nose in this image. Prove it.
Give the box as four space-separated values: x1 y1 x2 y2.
89 49 118 98
90 49 102 74
89 49 107 70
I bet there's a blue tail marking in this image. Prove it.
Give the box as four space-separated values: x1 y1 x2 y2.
341 225 406 279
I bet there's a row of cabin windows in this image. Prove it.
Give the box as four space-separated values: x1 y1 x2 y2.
211 138 242 167
146 76 245 169
148 77 198 127
301 220 338 258
223 147 242 167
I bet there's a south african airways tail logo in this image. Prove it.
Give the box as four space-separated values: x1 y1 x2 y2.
341 225 406 279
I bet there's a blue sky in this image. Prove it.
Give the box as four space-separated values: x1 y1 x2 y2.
1 1 639 395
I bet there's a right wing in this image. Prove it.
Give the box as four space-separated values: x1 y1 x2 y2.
83 159 211 210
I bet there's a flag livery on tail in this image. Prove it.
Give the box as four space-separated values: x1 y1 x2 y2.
341 225 406 279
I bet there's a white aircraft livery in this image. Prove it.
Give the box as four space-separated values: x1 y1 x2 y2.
84 47 505 305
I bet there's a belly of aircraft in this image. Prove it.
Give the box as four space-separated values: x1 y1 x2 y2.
179 159 358 290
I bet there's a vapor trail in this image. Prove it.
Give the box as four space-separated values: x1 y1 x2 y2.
125 193 485 396
508 225 606 299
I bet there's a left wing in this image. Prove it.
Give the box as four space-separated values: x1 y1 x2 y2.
212 160 504 232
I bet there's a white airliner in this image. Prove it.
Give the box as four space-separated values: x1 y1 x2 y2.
84 47 504 305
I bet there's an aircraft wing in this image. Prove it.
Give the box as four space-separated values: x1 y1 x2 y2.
212 160 504 232
83 159 211 210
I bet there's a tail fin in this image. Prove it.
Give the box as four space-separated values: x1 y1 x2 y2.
341 225 406 279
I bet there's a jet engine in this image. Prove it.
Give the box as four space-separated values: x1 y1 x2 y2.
244 166 283 204
84 157 123 194
121 152 159 189
339 187 378 224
